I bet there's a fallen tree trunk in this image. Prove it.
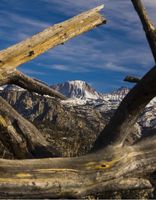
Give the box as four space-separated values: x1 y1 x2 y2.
0 134 155 198
0 61 156 197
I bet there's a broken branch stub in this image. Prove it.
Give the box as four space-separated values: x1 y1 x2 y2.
124 75 140 83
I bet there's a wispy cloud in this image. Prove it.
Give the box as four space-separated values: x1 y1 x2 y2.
27 0 154 75
35 31 153 75
102 62 137 73
20 69 48 76
0 10 50 46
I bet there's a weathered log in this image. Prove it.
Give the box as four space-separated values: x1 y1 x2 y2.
131 0 156 62
0 5 106 76
0 70 66 100
0 96 61 159
0 134 155 198
124 75 140 83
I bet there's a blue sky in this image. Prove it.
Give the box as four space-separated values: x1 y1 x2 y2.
0 0 155 93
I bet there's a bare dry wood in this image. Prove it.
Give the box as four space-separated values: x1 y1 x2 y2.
131 0 156 62
0 5 106 75
0 70 66 100
0 5 106 160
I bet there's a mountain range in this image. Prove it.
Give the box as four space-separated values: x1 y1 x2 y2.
51 80 129 100
2 80 156 130
1 79 156 157
51 80 156 130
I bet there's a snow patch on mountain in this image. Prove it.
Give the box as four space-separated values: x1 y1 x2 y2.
3 85 26 92
0 86 4 91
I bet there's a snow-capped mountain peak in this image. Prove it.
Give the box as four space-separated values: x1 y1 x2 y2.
51 80 101 99
102 87 129 102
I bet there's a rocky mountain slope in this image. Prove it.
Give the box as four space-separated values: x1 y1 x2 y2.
0 85 106 157
51 80 102 99
0 80 155 158
55 80 156 130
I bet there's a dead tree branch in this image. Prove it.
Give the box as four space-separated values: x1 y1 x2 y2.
0 5 106 159
0 5 106 75
92 0 156 151
124 75 140 83
92 65 156 150
0 5 106 160
131 0 156 62
0 70 66 100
